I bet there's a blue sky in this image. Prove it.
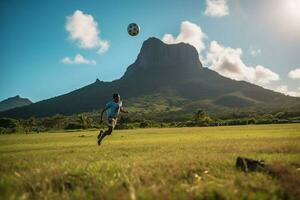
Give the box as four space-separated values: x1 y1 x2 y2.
1 0 300 102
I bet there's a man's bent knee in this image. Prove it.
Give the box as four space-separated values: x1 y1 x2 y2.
106 127 113 135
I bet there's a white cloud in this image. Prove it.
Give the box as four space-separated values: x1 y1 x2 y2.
61 54 96 65
162 21 207 56
249 46 261 57
204 0 229 17
298 86 300 90
274 85 300 97
97 40 109 54
204 41 279 85
254 65 279 84
65 10 109 54
288 68 300 79
275 85 288 94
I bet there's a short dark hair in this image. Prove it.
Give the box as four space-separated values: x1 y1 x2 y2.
113 93 120 99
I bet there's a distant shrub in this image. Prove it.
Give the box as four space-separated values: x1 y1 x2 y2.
192 109 213 126
176 122 187 127
248 118 256 124
139 120 150 128
0 118 19 129
118 116 131 124
40 115 68 130
275 112 286 119
139 120 159 128
0 127 6 134
185 120 195 127
76 115 94 129
256 118 273 124
0 118 20 133
115 123 135 130
276 119 289 124
65 122 85 130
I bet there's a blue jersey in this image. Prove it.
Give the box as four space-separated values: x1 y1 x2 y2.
105 100 123 119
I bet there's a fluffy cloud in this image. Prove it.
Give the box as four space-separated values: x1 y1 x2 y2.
204 41 279 85
61 54 96 65
249 46 261 57
275 85 288 94
274 85 300 97
288 68 300 79
65 10 109 54
204 0 229 17
162 21 207 56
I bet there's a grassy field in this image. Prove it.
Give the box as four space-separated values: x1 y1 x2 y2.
0 124 300 200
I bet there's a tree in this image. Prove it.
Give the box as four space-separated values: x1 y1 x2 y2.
275 112 285 119
77 114 93 129
193 109 212 126
193 109 205 122
22 117 37 133
0 118 20 133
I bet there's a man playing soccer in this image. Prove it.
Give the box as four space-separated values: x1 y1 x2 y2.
97 93 128 145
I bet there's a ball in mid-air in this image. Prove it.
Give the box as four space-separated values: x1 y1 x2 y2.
127 23 140 36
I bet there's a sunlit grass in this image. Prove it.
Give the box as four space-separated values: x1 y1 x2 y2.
0 124 299 199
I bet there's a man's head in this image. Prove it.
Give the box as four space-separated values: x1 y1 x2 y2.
113 93 120 103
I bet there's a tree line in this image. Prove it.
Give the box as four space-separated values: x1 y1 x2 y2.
0 110 299 134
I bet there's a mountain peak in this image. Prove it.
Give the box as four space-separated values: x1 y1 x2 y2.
6 95 26 101
10 95 21 100
0 95 32 112
122 37 203 81
142 37 196 50
142 37 164 46
95 78 101 84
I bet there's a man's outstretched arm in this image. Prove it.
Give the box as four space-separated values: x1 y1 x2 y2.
100 107 109 123
120 107 129 113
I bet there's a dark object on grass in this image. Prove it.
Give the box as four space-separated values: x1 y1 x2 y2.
236 157 265 172
78 135 86 137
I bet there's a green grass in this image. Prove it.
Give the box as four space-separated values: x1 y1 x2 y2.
0 124 300 200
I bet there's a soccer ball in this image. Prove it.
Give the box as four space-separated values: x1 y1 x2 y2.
127 23 140 36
